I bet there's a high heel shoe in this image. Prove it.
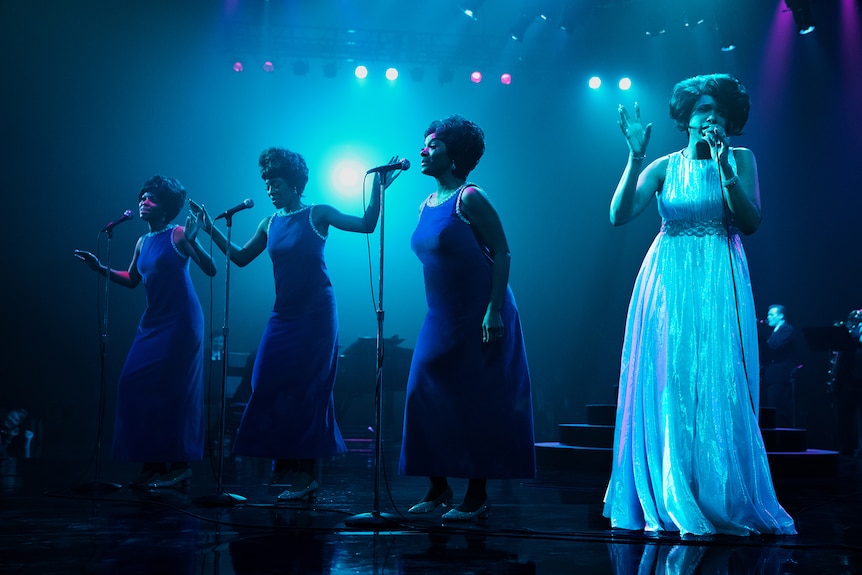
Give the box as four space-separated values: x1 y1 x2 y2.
128 470 159 490
147 468 192 489
441 500 491 522
277 479 319 501
407 486 454 514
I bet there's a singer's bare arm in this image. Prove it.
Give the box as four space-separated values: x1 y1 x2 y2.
610 156 666 226
191 203 267 267
73 239 144 288
312 167 398 235
722 147 761 235
459 185 511 344
611 103 662 226
175 225 217 277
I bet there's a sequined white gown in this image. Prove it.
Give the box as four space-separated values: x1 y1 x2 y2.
603 150 796 536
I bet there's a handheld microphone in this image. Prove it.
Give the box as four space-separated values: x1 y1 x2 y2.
215 198 254 221
366 158 410 174
102 210 134 232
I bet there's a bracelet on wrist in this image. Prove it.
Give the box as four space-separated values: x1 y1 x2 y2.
630 152 646 161
723 174 740 188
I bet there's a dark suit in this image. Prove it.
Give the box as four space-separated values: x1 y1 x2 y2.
760 323 798 428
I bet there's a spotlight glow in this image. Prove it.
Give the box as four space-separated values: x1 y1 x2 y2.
618 77 632 90
329 159 365 199
263 61 274 73
500 73 512 85
589 76 601 89
385 67 399 81
470 71 482 83
354 65 368 79
232 61 243 73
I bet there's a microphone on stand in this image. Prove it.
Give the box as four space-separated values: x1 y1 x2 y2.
366 158 410 174
214 199 254 221
101 210 134 233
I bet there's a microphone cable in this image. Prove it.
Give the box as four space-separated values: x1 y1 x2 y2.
716 152 755 413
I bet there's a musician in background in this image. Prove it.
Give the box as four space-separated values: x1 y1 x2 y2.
832 310 862 457
758 305 799 428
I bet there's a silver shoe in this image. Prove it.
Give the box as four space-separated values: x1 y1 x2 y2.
277 479 319 501
441 501 491 522
407 486 453 514
147 468 192 489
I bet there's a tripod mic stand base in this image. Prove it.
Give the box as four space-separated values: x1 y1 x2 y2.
343 511 401 529
193 491 246 507
72 480 123 495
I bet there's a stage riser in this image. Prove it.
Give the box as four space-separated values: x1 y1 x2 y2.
539 404 839 477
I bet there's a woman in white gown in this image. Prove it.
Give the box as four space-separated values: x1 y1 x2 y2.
603 74 796 536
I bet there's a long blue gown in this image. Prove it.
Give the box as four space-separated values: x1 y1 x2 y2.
112 226 204 462
399 185 535 479
603 151 796 536
232 207 347 459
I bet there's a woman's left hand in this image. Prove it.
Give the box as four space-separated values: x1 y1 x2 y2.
482 309 504 344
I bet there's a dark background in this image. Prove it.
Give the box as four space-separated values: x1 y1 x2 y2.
1 0 859 457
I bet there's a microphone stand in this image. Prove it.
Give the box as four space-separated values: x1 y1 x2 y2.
74 228 122 494
344 175 399 528
194 213 246 507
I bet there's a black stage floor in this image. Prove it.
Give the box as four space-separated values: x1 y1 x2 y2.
2 445 862 574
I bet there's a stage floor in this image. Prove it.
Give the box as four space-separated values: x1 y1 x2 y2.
2 445 861 574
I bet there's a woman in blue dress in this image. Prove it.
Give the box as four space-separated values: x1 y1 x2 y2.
194 147 395 500
399 115 535 522
75 176 216 488
604 74 796 536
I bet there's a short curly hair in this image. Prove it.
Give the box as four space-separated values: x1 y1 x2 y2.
258 147 309 196
424 115 485 179
138 176 187 222
669 73 751 136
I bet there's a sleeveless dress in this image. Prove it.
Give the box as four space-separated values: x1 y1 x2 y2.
603 151 796 536
112 226 204 462
232 207 347 459
399 186 535 479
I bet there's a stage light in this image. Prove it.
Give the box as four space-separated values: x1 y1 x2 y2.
470 71 482 84
500 73 512 85
232 61 243 73
292 61 309 76
785 0 816 34
619 77 632 91
385 67 399 81
262 61 275 73
715 10 738 52
509 13 534 41
459 1 484 20
589 76 601 89
354 65 368 79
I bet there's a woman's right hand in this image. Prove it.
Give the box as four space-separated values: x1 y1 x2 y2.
618 102 652 158
73 250 101 271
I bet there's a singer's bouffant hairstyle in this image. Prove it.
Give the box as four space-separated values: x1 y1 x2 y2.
138 176 187 222
424 115 485 180
669 73 751 137
258 147 309 197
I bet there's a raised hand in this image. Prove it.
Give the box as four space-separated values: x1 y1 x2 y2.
73 249 101 271
618 102 652 158
188 199 213 235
